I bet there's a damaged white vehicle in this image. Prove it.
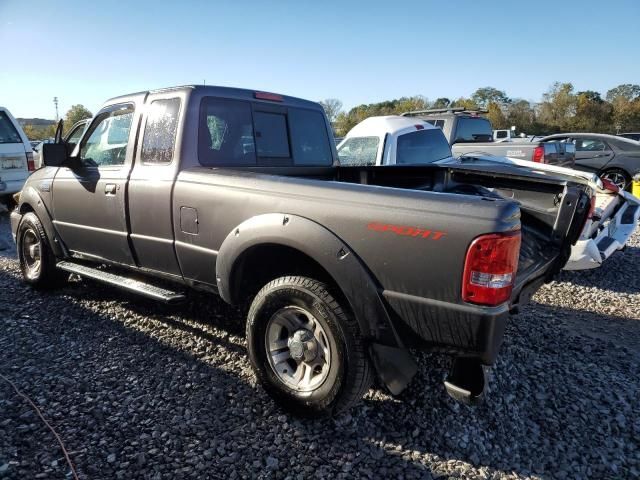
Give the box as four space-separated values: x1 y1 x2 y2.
337 116 640 271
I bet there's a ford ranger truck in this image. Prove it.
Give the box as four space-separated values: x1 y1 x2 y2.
11 86 592 416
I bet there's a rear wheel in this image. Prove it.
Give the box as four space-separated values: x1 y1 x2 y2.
600 168 631 191
246 276 373 417
17 212 67 289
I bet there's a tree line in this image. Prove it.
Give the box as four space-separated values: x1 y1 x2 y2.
21 104 93 140
321 83 640 137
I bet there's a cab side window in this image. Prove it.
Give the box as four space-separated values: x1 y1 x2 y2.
79 105 134 167
141 98 181 164
576 139 607 152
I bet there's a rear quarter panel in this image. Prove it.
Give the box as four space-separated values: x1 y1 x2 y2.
172 169 520 305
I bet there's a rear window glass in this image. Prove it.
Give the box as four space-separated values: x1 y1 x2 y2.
396 129 452 164
289 109 332 165
454 117 493 143
198 98 332 167
337 137 379 166
0 111 23 144
254 112 289 157
141 98 181 164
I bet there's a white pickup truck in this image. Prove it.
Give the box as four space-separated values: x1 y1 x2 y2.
337 116 640 270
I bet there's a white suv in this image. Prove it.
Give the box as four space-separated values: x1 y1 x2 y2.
0 107 34 208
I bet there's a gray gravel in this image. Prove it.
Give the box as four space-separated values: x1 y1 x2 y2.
0 207 639 479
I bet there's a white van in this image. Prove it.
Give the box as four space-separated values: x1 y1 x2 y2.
0 107 33 208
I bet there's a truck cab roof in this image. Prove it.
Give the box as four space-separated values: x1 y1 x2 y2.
342 115 437 139
103 85 321 111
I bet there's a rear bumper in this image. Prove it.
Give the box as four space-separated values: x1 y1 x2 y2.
565 191 640 271
10 210 22 243
0 179 26 196
382 290 509 365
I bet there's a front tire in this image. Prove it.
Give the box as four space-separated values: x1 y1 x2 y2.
246 276 373 417
17 212 67 289
600 168 631 191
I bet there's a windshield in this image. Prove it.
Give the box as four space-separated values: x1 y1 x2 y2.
453 117 493 143
0 111 23 144
396 129 452 164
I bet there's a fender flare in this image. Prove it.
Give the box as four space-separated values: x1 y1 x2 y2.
18 186 66 258
216 213 399 344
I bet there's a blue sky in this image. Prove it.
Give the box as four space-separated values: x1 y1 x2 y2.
1 0 639 119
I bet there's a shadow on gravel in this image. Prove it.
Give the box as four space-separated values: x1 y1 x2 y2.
1 220 639 478
556 245 640 295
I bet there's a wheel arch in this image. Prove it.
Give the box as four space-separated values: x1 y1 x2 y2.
17 186 66 258
216 213 397 344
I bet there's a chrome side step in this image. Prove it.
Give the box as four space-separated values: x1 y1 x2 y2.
57 261 186 304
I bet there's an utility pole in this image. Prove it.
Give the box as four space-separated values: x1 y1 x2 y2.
53 97 59 122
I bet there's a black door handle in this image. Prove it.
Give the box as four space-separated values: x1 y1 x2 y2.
105 183 117 195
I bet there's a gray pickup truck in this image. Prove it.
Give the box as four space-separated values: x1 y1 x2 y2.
11 86 592 416
402 108 575 168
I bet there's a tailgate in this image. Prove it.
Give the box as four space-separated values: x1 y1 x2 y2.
0 143 29 184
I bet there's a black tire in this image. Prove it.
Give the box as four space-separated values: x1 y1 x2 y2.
246 276 373 417
600 168 632 191
17 212 67 289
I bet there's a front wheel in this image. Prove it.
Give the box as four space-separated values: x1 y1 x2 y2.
246 276 373 417
600 168 631 191
17 212 68 289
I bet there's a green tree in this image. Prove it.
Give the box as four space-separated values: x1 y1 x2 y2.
318 98 343 124
605 84 640 103
505 99 537 134
537 82 576 132
64 104 93 133
432 97 451 109
571 91 613 132
471 87 510 108
486 101 508 129
606 84 640 132
451 97 479 110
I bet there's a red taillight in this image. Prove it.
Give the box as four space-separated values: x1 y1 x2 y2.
26 151 35 172
532 146 544 163
254 91 283 102
462 231 521 306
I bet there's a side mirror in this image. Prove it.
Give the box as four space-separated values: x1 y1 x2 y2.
42 119 76 168
41 143 68 167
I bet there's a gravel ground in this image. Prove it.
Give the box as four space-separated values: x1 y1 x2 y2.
0 207 639 479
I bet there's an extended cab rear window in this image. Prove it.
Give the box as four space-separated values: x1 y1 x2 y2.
0 111 22 144
198 97 332 167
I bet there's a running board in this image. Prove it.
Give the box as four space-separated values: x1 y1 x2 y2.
56 261 186 304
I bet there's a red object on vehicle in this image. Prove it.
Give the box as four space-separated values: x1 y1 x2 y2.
532 146 544 163
601 178 620 193
587 195 597 219
26 151 35 172
254 91 283 102
415 124 424 130
462 231 521 306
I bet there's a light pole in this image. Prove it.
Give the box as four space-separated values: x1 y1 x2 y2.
53 97 59 122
